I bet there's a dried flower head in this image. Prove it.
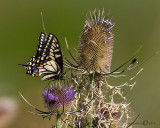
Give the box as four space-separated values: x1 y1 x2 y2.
78 10 114 74
42 86 75 112
93 103 122 127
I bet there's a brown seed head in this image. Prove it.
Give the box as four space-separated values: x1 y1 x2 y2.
78 10 114 74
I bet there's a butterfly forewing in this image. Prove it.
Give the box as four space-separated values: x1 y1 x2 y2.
36 32 47 57
43 33 63 72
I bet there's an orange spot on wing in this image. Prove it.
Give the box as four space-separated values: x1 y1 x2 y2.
33 73 37 77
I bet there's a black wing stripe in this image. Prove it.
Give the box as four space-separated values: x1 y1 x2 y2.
36 32 47 57
43 34 54 56
42 33 63 72
43 34 61 56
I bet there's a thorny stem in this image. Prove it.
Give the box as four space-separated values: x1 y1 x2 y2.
86 74 95 128
56 114 61 128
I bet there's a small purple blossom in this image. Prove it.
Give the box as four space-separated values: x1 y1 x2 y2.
42 86 75 110
42 88 58 102
61 86 75 101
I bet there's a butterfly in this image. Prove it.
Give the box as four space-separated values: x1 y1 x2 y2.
21 32 65 80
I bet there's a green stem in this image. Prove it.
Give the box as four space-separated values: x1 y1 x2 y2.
86 74 95 128
87 101 93 128
56 114 61 128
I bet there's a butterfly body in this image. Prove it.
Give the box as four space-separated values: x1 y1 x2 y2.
22 33 64 81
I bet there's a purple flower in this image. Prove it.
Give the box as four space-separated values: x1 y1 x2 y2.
42 86 75 110
61 86 75 101
42 88 58 102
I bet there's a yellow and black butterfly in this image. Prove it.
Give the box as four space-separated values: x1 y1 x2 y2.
21 32 65 80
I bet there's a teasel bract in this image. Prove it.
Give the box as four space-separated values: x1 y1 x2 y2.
78 9 114 74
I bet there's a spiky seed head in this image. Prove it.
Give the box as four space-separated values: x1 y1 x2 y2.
78 10 114 74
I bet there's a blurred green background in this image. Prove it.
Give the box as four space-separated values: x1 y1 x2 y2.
0 0 160 128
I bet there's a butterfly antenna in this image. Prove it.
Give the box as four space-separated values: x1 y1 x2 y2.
65 37 80 65
41 11 47 35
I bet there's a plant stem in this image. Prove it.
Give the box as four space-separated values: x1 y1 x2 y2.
86 74 95 128
56 114 61 128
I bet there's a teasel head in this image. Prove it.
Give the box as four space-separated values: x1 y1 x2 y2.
42 85 75 113
78 9 114 74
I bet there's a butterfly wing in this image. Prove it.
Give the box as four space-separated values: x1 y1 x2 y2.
25 56 61 80
35 32 47 58
43 33 63 73
23 33 63 80
39 58 62 80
